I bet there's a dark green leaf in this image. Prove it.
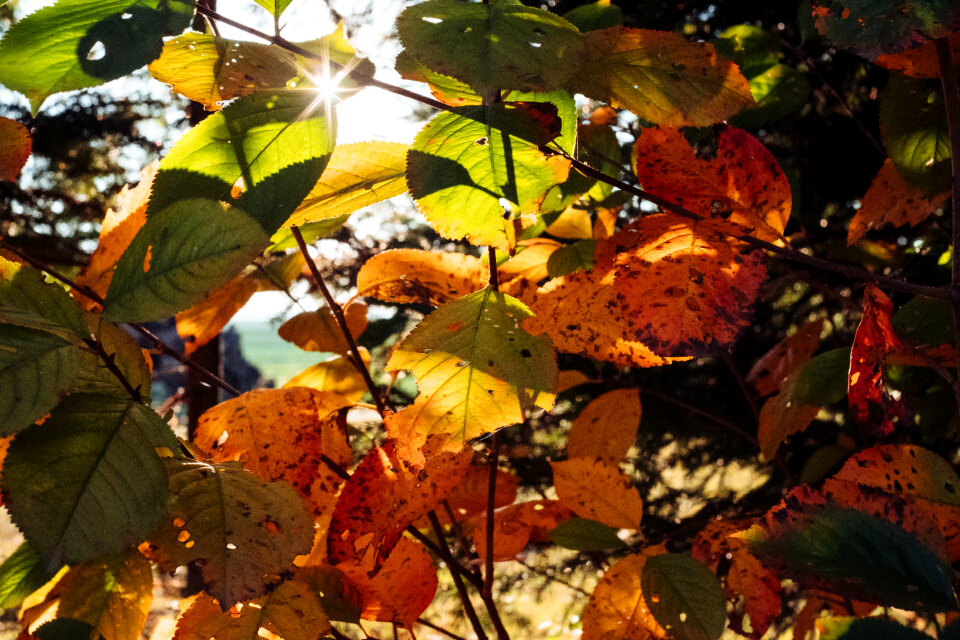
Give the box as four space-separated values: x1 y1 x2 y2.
0 542 50 610
642 554 726 640
547 240 596 278
562 0 623 32
819 617 932 640
880 75 951 197
0 0 193 113
714 25 782 76
0 325 79 436
549 517 626 551
748 507 958 612
103 199 269 323
34 619 99 640
253 0 294 17
794 347 850 406
892 296 954 346
3 394 179 569
0 258 88 339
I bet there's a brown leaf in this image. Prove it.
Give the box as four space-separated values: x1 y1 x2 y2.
567 389 641 463
727 548 781 639
552 457 644 529
758 368 821 461
874 31 960 78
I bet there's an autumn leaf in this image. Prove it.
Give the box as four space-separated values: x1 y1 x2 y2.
757 368 821 461
278 302 368 356
472 500 573 561
327 441 471 574
567 28 754 127
357 249 487 307
632 126 792 243
581 550 667 640
726 549 781 639
849 286 909 437
566 388 641 463
642 554 727 640
284 352 370 402
552 457 643 529
545 206 594 240
386 287 557 452
747 320 825 397
176 274 261 355
436 463 519 525
847 160 948 245
0 117 31 182
149 459 316 608
613 214 767 356
193 388 354 516
874 32 960 77
499 239 563 287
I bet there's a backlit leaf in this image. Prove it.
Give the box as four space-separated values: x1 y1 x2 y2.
284 353 369 402
0 257 87 339
0 117 31 182
581 551 667 640
747 320 824 397
407 104 571 251
874 32 960 77
847 159 948 245
642 554 727 640
327 441 470 574
278 303 368 356
472 500 573 561
0 0 193 113
4 394 177 568
74 315 152 401
613 215 767 356
176 274 261 356
253 0 294 18
567 28 754 127
284 141 409 227
103 199 269 323
386 287 557 451
193 388 354 516
57 549 153 640
440 464 519 524
632 126 792 243
567 388 641 463
812 0 960 59
397 0 584 99
150 459 315 608
498 239 563 286
549 517 627 551
553 457 643 529
0 542 48 610
358 249 486 307
546 239 596 278
563 0 623 32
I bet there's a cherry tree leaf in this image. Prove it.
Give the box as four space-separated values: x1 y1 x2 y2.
407 104 571 251
643 554 727 640
563 0 624 32
613 214 767 356
357 249 487 307
552 457 644 529
176 274 261 356
726 549 781 639
632 126 792 243
386 287 557 451
549 518 626 551
747 320 824 397
284 352 370 403
847 159 948 245
252 0 294 18
149 459 315 608
757 368 821 461
472 500 573 561
581 551 667 640
0 117 31 182
498 239 563 286
566 388 641 463
567 28 754 127
278 302 368 357
74 315 152 402
0 542 49 610
397 0 584 99
439 464 519 524
874 32 960 77
0 257 88 339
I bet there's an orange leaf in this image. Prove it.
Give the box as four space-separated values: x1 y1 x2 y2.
632 126 792 243
327 441 471 574
0 117 31 182
357 248 486 307
498 239 563 285
471 499 573 561
613 215 767 356
567 388 641 463
847 159 949 245
440 463 519 524
581 550 668 640
691 517 755 569
727 548 781 639
284 351 370 403
75 162 156 309
194 388 354 516
176 274 261 355
849 286 909 438
758 368 821 461
0 436 8 507
552 457 644 529
522 233 689 367
874 31 960 78
278 302 367 356
545 206 593 239
747 320 825 397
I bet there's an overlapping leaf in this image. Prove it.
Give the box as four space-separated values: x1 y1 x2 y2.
74 315 152 401
642 554 727 640
757 368 821 461
725 549 781 639
407 103 571 251
149 459 315 608
552 457 644 529
176 274 261 355
567 28 754 127
874 32 960 77
612 214 767 356
0 117 31 182
0 543 48 610
566 388 641 463
581 550 667 640
357 249 486 307
3 394 178 568
385 287 557 452
747 320 824 397
284 353 370 402
0 256 87 339
472 500 573 561
278 303 368 356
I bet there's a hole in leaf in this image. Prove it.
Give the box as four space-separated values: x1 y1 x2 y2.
120 12 132 19
86 41 106 61
530 42 542 48
422 16 442 23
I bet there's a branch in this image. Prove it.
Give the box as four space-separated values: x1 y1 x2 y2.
483 434 499 598
426 512 489 640
416 618 467 640
82 336 143 402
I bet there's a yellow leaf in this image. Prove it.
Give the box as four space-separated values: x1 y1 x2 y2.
545 206 593 239
567 388 641 463
278 301 367 356
552 457 644 529
284 351 370 402
498 239 563 286
357 249 486 307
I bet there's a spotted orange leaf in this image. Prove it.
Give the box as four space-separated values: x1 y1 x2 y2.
567 388 641 463
0 117 30 182
726 548 781 639
581 550 668 640
552 457 644 529
356 249 486 307
874 31 960 78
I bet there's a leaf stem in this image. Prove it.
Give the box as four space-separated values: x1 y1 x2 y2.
427 512 489 640
487 246 500 291
291 225 386 415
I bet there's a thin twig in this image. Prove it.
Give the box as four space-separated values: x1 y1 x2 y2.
82 337 142 401
483 434 499 597
426 512 489 640
487 246 500 291
291 226 386 415
416 618 467 640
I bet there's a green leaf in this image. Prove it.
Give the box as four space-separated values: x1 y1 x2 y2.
3 394 178 569
253 0 294 17
565 27 755 127
0 257 88 339
549 518 626 551
0 325 80 436
33 619 99 640
0 0 193 113
387 287 557 447
0 542 49 610
812 0 960 59
892 296 954 346
880 75 951 197
103 199 269 323
794 347 850 406
562 0 623 32
149 459 316 608
74 317 152 401
819 617 931 640
547 240 596 278
397 0 584 99
730 64 810 128
407 104 571 251
642 554 726 640
714 25 782 76
748 507 958 612
148 90 336 233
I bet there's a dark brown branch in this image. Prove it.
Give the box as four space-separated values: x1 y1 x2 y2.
291 226 386 415
416 618 468 640
483 434 499 597
487 246 500 291
426 512 489 640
